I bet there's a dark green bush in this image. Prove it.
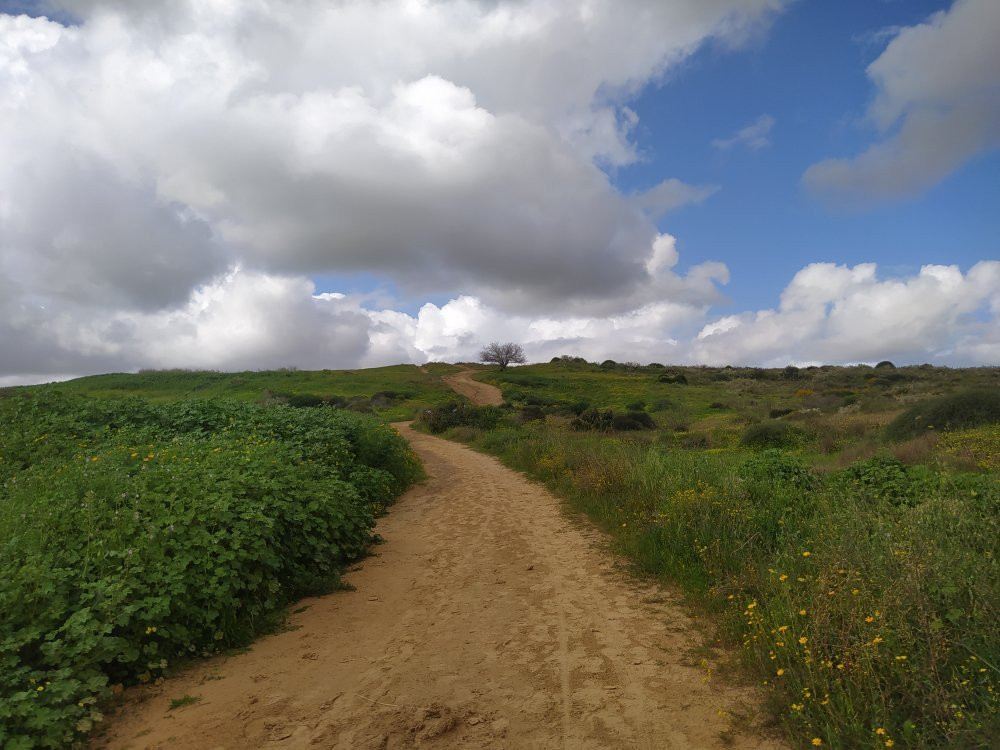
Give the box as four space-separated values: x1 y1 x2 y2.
781 365 802 380
740 449 817 490
571 408 614 431
885 388 1000 441
658 373 687 384
420 401 505 433
612 411 656 431
740 420 801 448
836 455 934 507
571 408 655 431
517 406 545 424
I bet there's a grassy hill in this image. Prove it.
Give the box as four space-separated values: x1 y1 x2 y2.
11 363 462 422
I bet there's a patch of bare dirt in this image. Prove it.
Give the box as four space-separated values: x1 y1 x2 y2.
92 424 785 750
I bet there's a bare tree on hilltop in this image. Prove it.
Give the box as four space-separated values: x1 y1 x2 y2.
479 341 526 371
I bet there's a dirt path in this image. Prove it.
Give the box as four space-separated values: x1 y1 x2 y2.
441 369 504 406
94 426 783 750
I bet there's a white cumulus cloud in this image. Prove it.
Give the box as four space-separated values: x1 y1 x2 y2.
692 261 1000 366
804 0 1000 200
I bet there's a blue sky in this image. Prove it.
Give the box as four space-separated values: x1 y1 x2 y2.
618 0 998 312
0 0 997 382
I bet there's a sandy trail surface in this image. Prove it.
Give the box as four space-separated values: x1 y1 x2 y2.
441 369 504 406
94 424 783 750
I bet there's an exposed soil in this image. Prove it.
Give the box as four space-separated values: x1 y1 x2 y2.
440 369 504 406
93 420 784 749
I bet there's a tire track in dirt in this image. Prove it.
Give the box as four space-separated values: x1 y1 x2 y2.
93 424 785 750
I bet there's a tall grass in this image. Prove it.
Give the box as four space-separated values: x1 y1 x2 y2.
458 423 999 749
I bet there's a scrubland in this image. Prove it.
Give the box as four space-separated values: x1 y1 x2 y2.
423 359 999 749
2 360 997 748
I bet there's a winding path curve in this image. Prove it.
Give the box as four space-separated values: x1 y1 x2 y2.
441 369 504 406
93 404 784 748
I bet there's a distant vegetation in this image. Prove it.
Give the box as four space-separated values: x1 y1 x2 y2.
430 359 1000 748
885 388 1000 441
39 364 462 421
0 392 420 748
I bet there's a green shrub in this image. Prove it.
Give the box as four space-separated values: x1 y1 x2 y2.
781 365 802 380
612 411 656 431
0 394 419 748
886 389 1000 441
517 405 545 424
740 420 801 448
419 401 505 433
836 454 935 507
740 449 817 490
570 408 614 432
570 408 655 432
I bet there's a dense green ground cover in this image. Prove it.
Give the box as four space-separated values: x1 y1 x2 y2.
0 392 421 748
430 361 1000 748
35 363 461 421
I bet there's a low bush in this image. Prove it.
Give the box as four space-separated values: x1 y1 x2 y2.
0 393 420 748
885 388 1000 441
612 411 656 431
741 420 801 448
740 449 817 490
419 401 506 433
834 454 935 507
571 408 655 432
517 405 545 424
